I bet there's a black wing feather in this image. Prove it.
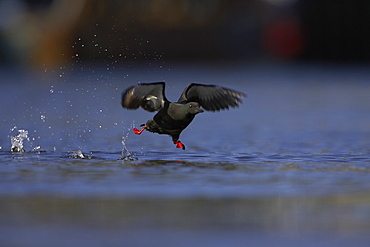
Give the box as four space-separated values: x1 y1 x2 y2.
178 83 246 111
121 82 167 112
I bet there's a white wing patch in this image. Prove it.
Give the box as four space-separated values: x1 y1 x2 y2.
146 95 158 100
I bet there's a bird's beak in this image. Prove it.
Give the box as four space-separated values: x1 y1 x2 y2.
198 108 204 113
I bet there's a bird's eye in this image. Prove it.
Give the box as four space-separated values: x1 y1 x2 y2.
189 104 192 108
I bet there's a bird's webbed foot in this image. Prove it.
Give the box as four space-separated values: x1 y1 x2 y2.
173 140 186 150
133 125 146 135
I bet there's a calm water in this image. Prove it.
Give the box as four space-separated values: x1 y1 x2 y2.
1 63 370 246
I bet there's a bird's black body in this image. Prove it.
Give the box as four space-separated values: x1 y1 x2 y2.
121 82 245 150
150 103 195 137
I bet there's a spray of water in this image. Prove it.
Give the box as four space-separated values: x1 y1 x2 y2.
68 149 91 159
120 121 137 161
10 127 29 152
10 126 42 153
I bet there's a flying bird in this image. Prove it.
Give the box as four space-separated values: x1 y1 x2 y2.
121 82 246 150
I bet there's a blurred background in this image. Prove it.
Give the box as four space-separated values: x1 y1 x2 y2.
2 2 370 247
0 0 369 70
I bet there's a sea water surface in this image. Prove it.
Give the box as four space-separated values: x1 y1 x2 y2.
1 63 370 246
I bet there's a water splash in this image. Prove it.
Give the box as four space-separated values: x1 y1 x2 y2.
32 146 41 152
68 149 91 159
120 122 137 161
10 126 42 152
10 127 29 152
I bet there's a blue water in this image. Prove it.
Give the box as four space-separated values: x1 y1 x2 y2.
1 63 370 246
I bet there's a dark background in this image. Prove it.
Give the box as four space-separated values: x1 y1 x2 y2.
0 0 369 70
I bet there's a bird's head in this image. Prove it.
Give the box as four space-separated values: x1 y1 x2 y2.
186 102 204 115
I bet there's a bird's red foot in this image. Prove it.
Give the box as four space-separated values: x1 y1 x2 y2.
133 126 146 135
174 141 186 150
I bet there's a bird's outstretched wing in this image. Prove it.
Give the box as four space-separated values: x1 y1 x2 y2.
122 82 167 112
178 83 246 111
